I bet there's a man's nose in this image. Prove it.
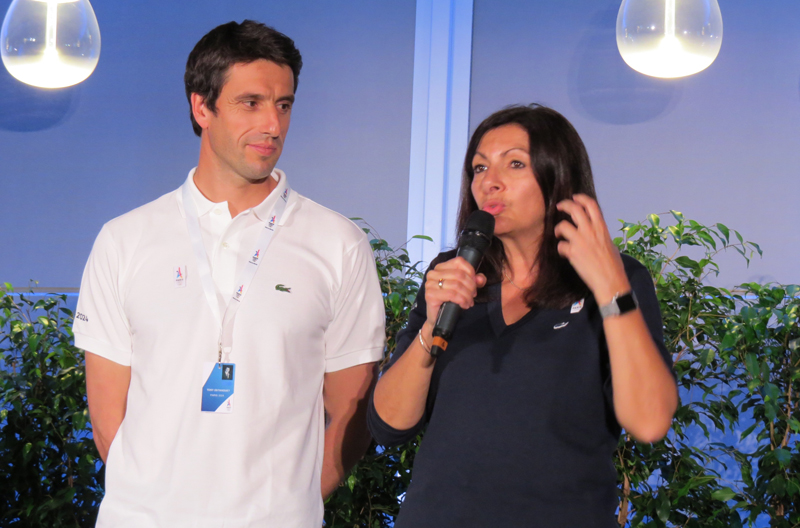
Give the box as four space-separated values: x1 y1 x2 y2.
259 105 281 137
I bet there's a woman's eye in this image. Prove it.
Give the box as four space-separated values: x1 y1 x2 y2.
511 160 525 168
473 165 486 174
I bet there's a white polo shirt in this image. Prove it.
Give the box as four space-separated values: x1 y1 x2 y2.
74 169 385 527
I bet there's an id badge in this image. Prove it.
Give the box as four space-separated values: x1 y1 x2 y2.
201 362 235 413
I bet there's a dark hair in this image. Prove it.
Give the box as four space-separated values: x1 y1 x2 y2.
457 104 597 309
184 20 303 137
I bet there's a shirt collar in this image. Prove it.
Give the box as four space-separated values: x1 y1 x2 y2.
178 168 290 223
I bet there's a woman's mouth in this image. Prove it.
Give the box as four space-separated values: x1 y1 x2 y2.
481 202 505 216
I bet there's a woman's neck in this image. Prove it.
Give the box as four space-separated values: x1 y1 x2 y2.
499 232 540 288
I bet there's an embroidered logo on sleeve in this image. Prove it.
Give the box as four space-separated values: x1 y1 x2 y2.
553 321 569 330
174 266 186 288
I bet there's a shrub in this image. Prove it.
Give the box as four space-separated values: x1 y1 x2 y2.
0 285 102 527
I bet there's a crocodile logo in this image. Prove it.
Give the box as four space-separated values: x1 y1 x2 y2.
275 284 291 293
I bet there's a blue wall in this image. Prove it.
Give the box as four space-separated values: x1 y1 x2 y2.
0 0 415 289
2 0 798 289
470 0 800 287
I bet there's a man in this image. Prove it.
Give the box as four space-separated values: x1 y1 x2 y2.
74 20 385 526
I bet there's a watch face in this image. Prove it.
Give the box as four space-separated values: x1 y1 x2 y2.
617 292 638 314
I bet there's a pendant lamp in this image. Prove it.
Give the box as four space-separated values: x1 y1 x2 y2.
1 0 101 89
616 0 722 79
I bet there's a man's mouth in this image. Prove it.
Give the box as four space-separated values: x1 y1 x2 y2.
248 143 277 156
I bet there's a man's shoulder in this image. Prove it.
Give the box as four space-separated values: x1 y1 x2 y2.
102 189 181 235
289 193 367 246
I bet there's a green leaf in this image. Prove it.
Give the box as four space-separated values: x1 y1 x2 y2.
411 234 433 242
656 492 670 523
696 230 717 250
773 448 791 468
624 224 642 239
716 223 730 242
720 331 738 350
674 256 699 270
739 422 758 440
745 353 759 378
670 210 684 222
711 487 736 502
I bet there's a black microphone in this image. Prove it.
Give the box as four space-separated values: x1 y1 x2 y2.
430 210 495 357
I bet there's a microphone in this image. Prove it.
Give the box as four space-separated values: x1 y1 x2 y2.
430 210 495 357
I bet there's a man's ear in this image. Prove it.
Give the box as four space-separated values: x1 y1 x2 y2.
191 93 213 130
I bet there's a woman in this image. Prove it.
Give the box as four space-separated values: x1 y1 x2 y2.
368 104 678 527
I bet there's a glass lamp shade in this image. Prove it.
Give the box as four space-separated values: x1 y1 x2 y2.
1 0 101 89
616 0 722 79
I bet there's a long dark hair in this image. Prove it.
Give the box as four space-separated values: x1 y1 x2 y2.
457 104 597 309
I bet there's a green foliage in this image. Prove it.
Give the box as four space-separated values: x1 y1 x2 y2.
614 212 799 527
324 224 427 527
0 284 103 527
3 214 797 527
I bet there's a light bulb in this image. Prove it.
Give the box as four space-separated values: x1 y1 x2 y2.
1 0 100 89
616 0 722 79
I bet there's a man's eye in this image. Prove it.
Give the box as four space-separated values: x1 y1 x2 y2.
278 103 292 112
243 100 257 108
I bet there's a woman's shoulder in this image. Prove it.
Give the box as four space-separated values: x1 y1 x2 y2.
620 253 650 278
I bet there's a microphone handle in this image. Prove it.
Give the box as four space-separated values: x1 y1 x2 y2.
429 245 484 356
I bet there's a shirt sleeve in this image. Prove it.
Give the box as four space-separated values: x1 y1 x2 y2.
625 256 674 375
324 233 386 373
73 225 133 366
367 257 437 447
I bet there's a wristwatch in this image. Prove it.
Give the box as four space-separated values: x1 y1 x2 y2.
599 291 638 319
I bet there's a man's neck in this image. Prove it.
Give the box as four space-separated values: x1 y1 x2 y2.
192 165 278 218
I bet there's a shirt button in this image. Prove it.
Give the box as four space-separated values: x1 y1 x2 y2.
213 209 223 216
222 242 229 249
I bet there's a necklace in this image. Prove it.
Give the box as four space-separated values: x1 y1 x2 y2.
502 267 527 291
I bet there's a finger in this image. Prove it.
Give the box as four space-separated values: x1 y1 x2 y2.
556 199 591 229
427 269 478 303
554 219 579 241
475 273 487 289
557 240 571 258
571 194 607 232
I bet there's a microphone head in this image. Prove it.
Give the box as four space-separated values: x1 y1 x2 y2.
464 210 495 237
459 210 495 254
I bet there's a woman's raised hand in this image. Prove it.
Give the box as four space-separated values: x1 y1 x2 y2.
554 194 630 305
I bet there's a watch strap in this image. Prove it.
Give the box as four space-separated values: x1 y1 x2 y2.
599 291 638 319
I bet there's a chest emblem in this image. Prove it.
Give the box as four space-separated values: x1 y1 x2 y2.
553 321 569 330
174 265 186 288
275 284 292 293
570 298 584 314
